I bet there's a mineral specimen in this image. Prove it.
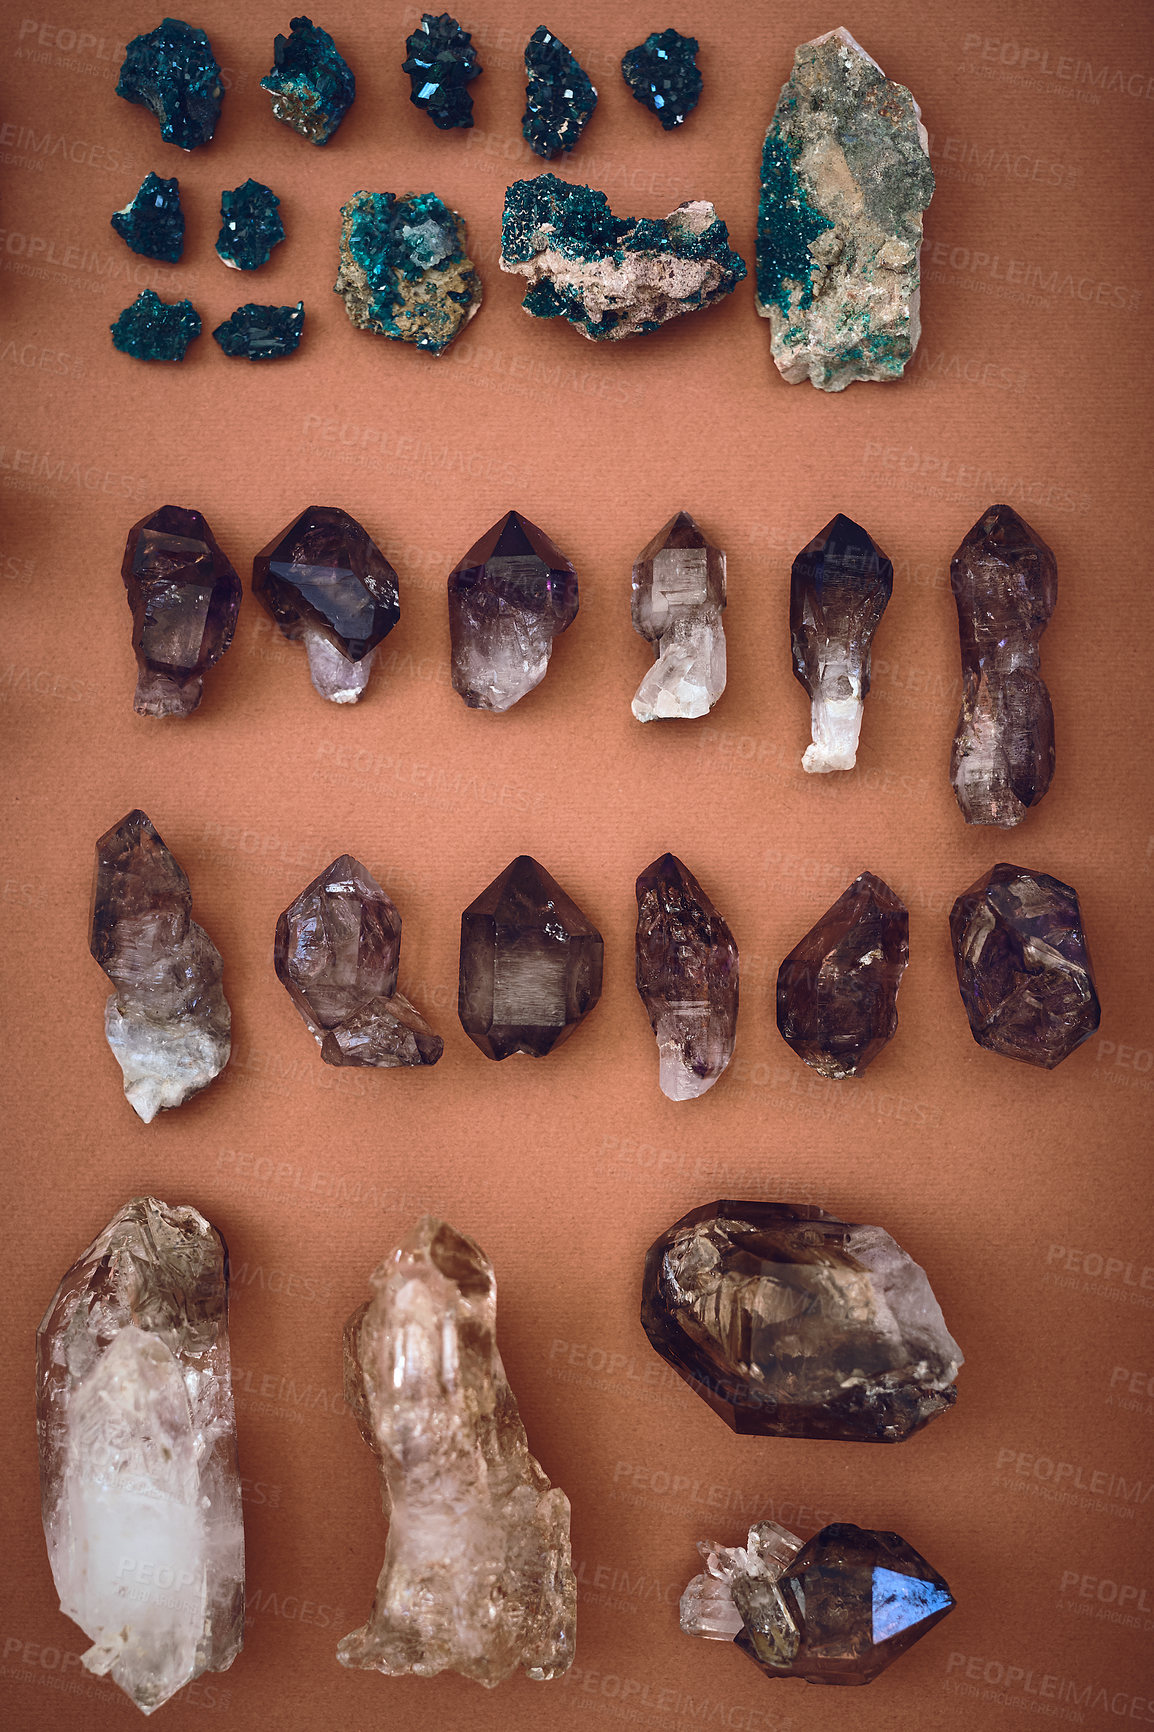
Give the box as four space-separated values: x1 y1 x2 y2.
402 12 481 129
121 503 241 717
459 855 603 1059
522 26 597 158
642 1200 961 1440
631 510 726 721
37 1197 244 1714
682 1518 954 1684
950 504 1057 827
502 176 746 340
950 862 1100 1069
621 29 701 129
635 854 738 1100
791 514 892 772
334 190 482 353
449 510 577 711
116 19 223 150
111 289 201 361
111 172 185 262
91 810 231 1121
756 29 933 390
338 1218 576 1684
254 504 399 701
776 873 908 1078
261 15 355 144
274 855 442 1068
216 179 284 270
212 301 304 359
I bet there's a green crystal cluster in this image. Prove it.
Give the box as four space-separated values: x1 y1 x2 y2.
261 15 355 144
334 191 481 355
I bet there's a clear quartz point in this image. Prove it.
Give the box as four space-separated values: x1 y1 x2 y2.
631 511 726 721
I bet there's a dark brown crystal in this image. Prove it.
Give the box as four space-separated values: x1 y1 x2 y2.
790 515 892 772
776 873 908 1078
121 504 241 717
448 511 578 711
635 853 738 1099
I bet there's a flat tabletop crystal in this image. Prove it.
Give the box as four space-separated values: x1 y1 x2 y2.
261 14 355 144
631 510 726 721
791 514 892 772
121 503 241 716
776 872 908 1078
635 853 738 1100
449 510 578 711
116 18 223 150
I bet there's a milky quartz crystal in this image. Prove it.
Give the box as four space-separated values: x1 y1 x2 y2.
635 853 738 1099
631 511 726 721
791 515 892 772
339 1218 576 1686
37 1198 244 1714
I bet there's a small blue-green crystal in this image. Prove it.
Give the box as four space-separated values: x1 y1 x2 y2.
111 289 201 360
522 26 597 159
334 190 482 354
216 180 285 271
402 13 480 130
116 18 223 151
261 15 355 145
213 301 304 359
110 172 185 262
621 29 701 129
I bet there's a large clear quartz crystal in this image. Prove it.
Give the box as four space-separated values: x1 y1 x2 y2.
36 1197 244 1715
448 510 578 711
338 1217 576 1686
635 853 738 1099
791 515 892 772
631 511 726 721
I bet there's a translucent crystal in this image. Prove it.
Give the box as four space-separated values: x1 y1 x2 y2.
121 504 241 717
635 853 738 1099
791 515 892 772
448 511 578 711
680 1523 802 1642
776 872 908 1078
631 511 726 721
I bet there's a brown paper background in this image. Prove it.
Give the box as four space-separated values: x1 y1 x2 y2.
2 2 1153 1727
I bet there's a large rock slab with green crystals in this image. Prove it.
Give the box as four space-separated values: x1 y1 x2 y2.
756 28 932 391
502 174 745 341
334 190 482 354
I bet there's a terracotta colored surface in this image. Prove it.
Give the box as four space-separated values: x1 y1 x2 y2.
3 3 1153 1728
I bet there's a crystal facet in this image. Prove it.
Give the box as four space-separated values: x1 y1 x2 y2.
621 29 702 129
642 1199 962 1440
402 12 481 129
335 190 482 354
635 854 738 1101
116 19 223 150
501 175 746 341
338 1218 576 1685
631 510 726 721
950 504 1057 827
216 179 284 271
459 856 603 1059
91 810 231 1121
37 1197 244 1714
791 515 892 772
522 26 597 159
757 29 933 390
448 510 577 711
121 504 241 717
777 873 908 1078
274 855 442 1068
111 289 200 361
950 862 1100 1069
261 15 355 144
213 300 304 359
111 173 185 262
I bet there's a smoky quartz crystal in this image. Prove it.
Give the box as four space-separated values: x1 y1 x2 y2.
121 503 241 716
448 510 578 711
635 853 738 1100
776 873 908 1078
791 514 892 772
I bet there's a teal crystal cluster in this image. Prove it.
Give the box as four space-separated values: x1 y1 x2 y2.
216 179 285 270
116 17 223 150
621 29 701 128
522 26 597 159
111 172 185 262
111 289 201 360
213 302 304 359
402 12 481 129
334 190 481 354
261 15 355 144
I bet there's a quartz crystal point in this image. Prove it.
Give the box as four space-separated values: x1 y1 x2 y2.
777 873 908 1078
621 29 702 129
338 1218 576 1685
757 29 933 390
253 505 400 703
682 1518 954 1684
459 855 603 1059
37 1197 244 1714
950 862 1100 1068
631 510 726 721
91 810 231 1121
111 289 201 361
111 172 185 261
335 190 482 354
635 854 738 1100
449 510 577 711
522 27 597 159
791 515 892 772
501 175 746 341
121 504 241 717
261 15 355 144
402 13 481 129
274 855 442 1068
950 504 1057 827
642 1200 962 1440
116 19 223 150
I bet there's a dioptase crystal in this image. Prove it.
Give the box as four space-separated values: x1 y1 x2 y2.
402 12 481 129
111 289 200 361
502 175 746 340
111 172 185 262
459 855 603 1060
635 854 738 1101
950 862 1100 1069
777 872 908 1079
261 15 355 144
37 1197 244 1714
213 300 304 359
338 1218 575 1684
91 810 231 1122
448 510 577 711
757 29 933 390
642 1199 962 1440
116 19 223 150
335 190 482 354
121 503 241 716
950 504 1057 827
253 505 399 703
791 514 892 772
621 29 701 129
216 179 284 270
274 855 441 1068
522 26 597 158
631 510 726 721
